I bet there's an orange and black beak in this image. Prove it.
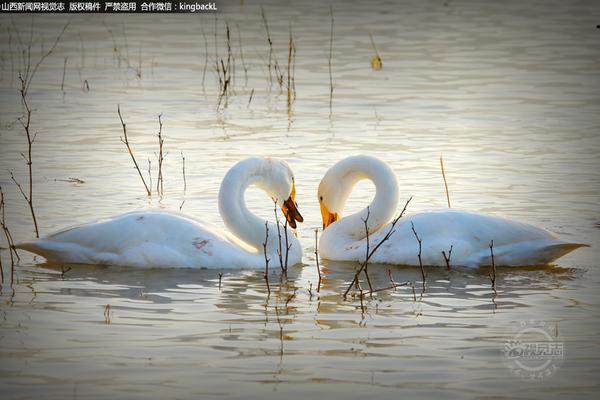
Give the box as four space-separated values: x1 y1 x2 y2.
320 200 338 229
281 181 303 229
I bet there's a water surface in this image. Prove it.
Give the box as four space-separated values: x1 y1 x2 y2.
1 0 599 398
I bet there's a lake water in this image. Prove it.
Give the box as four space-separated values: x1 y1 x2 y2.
1 0 599 398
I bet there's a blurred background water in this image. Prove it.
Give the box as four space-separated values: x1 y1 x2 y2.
0 0 599 398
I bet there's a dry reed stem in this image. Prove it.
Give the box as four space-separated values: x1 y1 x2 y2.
442 245 453 270
248 88 254 107
0 187 20 273
104 304 111 324
261 8 283 89
147 159 152 190
21 20 69 95
181 151 187 194
410 222 426 287
440 154 451 208
328 5 334 115
218 272 223 289
263 222 271 295
315 228 322 292
286 26 295 115
489 240 496 290
0 244 3 285
283 218 291 271
117 105 151 196
361 206 374 294
216 24 233 109
15 74 39 237
343 197 413 298
273 200 285 273
156 114 165 196
60 56 67 92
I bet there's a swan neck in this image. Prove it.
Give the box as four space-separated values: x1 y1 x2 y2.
324 157 399 245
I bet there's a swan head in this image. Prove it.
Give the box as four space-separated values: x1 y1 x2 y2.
317 165 352 230
256 158 304 229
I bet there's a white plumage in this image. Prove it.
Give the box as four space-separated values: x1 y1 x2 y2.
318 155 587 267
17 158 304 269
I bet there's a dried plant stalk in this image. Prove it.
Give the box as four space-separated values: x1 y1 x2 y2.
411 222 425 286
328 5 334 114
440 154 451 208
343 197 412 298
263 222 271 295
117 105 151 196
15 74 39 237
315 229 322 292
156 114 165 196
442 245 453 270
489 240 496 290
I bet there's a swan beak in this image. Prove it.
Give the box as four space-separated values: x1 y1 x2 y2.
282 182 303 229
320 201 338 229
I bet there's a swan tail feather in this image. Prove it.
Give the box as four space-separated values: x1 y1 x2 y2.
471 240 588 267
16 239 92 263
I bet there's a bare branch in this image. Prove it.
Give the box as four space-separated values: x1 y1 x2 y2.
440 154 451 208
410 221 425 287
117 105 151 196
156 113 165 196
442 245 453 270
489 240 496 291
343 197 412 298
315 228 322 292
263 222 271 295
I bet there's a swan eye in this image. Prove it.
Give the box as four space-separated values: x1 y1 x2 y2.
319 196 323 202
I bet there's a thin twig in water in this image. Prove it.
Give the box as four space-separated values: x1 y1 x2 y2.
388 269 397 290
15 74 39 237
286 26 295 115
343 197 413 298
156 114 165 196
442 245 453 270
22 20 69 95
147 159 152 190
361 206 374 294
489 240 496 291
181 151 187 194
263 222 271 295
60 56 67 92
410 222 426 287
273 200 285 273
0 187 20 273
315 228 322 292
261 7 274 87
118 105 151 196
218 272 223 289
283 218 291 271
440 154 451 208
248 88 254 107
328 5 334 115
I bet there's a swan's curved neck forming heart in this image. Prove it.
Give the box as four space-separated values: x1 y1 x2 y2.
320 156 400 253
218 158 287 253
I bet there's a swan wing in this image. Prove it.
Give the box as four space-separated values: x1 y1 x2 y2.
16 210 257 268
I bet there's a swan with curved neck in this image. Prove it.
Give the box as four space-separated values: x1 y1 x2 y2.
18 157 304 268
318 155 587 267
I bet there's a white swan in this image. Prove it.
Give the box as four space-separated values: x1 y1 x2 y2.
17 157 304 268
318 155 587 267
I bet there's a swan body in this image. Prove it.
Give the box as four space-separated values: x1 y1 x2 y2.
318 156 587 267
18 158 304 269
